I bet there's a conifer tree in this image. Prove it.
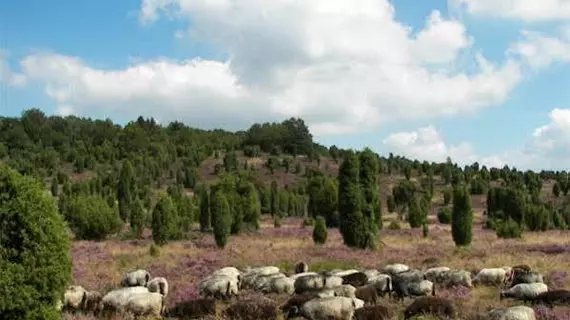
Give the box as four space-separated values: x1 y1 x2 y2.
338 151 366 248
451 184 473 247
212 191 232 248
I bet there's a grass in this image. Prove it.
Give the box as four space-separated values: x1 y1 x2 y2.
66 213 570 320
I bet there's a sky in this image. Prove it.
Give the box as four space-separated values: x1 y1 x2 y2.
1 0 570 171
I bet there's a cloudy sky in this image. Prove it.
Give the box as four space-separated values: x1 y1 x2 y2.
1 0 570 170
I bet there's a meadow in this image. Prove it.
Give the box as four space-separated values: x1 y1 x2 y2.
64 212 570 320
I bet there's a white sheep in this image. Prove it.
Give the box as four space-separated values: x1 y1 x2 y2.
333 284 357 298
423 266 451 282
62 285 86 312
289 296 365 320
146 277 169 297
473 268 509 286
123 291 165 317
198 275 239 299
121 269 151 287
500 283 548 302
488 305 537 320
384 263 410 275
100 286 150 316
262 276 295 295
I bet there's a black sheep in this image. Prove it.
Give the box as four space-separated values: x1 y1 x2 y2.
342 272 368 287
354 305 392 320
404 296 456 320
294 261 309 274
355 284 379 305
532 290 570 308
281 293 319 316
166 298 218 319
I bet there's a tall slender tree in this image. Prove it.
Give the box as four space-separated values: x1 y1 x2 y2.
338 150 366 248
451 184 473 247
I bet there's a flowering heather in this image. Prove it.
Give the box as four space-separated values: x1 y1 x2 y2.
547 270 569 289
534 305 570 320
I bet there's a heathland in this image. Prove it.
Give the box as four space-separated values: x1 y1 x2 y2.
1 109 570 319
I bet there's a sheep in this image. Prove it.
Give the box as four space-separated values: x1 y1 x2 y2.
212 266 242 279
333 269 360 277
121 269 151 287
512 264 532 273
438 270 473 288
252 273 287 291
198 275 239 300
316 289 336 298
355 283 380 305
286 296 364 320
262 276 296 295
282 293 323 315
504 271 544 289
341 272 368 287
294 274 326 294
488 305 536 320
397 269 423 283
123 291 165 318
423 266 451 283
407 280 436 297
354 305 393 320
323 275 344 289
333 284 357 298
100 286 150 316
530 289 570 308
62 285 87 312
500 283 548 302
295 261 309 274
83 291 103 314
403 296 456 320
363 269 381 282
473 268 509 286
290 272 319 281
243 266 280 276
370 275 392 298
166 298 218 319
146 277 169 297
384 263 410 275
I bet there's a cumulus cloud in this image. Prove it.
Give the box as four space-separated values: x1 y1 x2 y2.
509 28 570 70
383 108 570 170
0 51 26 87
19 0 523 136
450 0 570 22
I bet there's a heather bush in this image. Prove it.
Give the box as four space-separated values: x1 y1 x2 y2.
437 207 451 224
388 221 401 230
65 194 122 241
313 216 328 245
496 218 523 239
0 165 72 319
273 216 282 228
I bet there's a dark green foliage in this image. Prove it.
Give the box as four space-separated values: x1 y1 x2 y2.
223 151 238 172
553 182 560 197
0 165 72 320
240 182 261 230
66 195 122 240
407 197 424 228
437 207 452 224
443 189 451 205
152 193 178 246
198 185 211 232
451 184 473 247
469 178 487 195
211 191 232 248
496 218 523 239
270 180 279 216
130 197 146 238
117 160 135 221
50 176 58 197
422 223 429 238
338 151 368 249
307 175 339 227
387 195 396 213
312 216 328 245
359 148 382 231
302 217 314 228
525 204 549 231
388 221 401 230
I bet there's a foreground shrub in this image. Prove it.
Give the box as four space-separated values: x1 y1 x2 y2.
66 195 122 240
0 165 72 319
301 217 314 228
312 216 327 245
437 207 451 224
388 221 401 230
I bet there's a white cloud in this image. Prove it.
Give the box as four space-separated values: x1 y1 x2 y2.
0 51 26 87
450 0 570 22
383 108 570 170
509 29 570 70
20 0 523 136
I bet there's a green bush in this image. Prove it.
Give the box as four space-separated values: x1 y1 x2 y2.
0 165 72 319
437 207 452 224
388 221 401 230
66 195 122 240
312 216 328 245
149 243 160 257
422 223 429 238
301 217 314 228
496 219 523 239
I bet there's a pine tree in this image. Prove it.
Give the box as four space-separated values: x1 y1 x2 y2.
198 185 211 232
50 175 59 197
313 216 328 245
451 184 473 247
270 180 279 216
212 191 232 248
359 148 382 231
117 160 135 222
152 194 176 246
130 197 146 238
338 151 365 248
407 197 423 228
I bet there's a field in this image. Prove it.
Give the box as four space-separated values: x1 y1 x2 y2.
64 210 570 320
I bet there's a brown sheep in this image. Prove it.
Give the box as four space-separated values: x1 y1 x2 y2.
166 298 218 319
294 261 309 274
342 272 368 287
531 290 570 308
355 284 378 305
512 265 532 272
281 293 320 316
404 296 456 320
83 291 102 315
354 305 393 320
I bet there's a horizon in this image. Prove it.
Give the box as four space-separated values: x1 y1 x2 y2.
2 0 570 171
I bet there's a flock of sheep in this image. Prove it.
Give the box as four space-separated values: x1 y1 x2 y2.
59 261 570 319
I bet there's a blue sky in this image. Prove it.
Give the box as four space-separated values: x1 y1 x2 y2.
1 0 570 170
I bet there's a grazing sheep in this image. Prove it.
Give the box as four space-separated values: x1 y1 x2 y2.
473 268 509 286
294 274 326 294
531 289 570 307
290 272 319 281
123 291 165 318
243 266 280 276
488 305 536 320
354 305 393 320
407 280 436 297
286 296 364 320
397 269 423 283
333 269 360 277
263 276 296 295
212 266 242 278
363 269 381 282
295 261 309 274
100 286 150 316
121 269 151 287
355 283 379 305
370 275 392 298
166 298 218 319
403 296 456 320
505 271 544 289
500 283 548 302
316 289 336 298
512 265 532 273
384 263 410 275
198 275 239 300
282 293 322 314
62 285 87 312
83 291 103 314
438 270 473 288
253 273 287 291
333 284 357 298
147 277 169 297
423 267 450 283
341 272 368 287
